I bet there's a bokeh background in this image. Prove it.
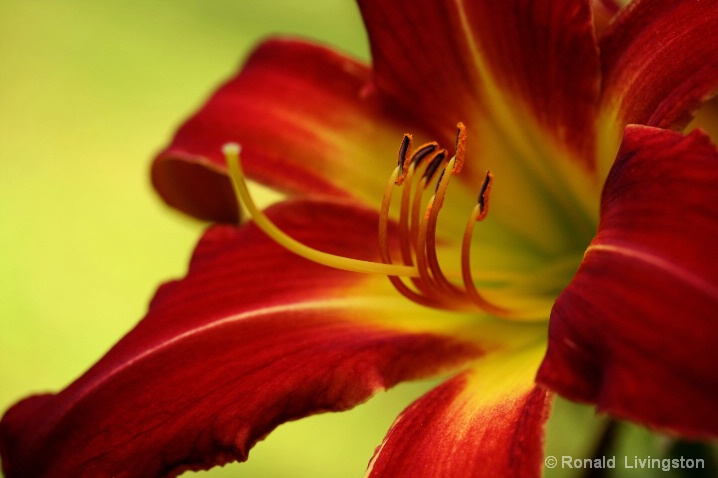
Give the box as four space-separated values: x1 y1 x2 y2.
1 1 715 477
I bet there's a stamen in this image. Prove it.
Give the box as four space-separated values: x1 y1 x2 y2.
423 158 466 296
459 171 547 320
399 143 439 265
414 196 442 297
382 145 445 300
223 143 420 277
412 150 446 255
399 146 450 298
395 134 412 185
379 153 447 308
412 199 468 310
460 172 517 318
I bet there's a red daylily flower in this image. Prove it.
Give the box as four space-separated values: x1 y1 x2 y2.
2 0 718 476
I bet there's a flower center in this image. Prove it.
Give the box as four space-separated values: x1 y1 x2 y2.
224 124 547 322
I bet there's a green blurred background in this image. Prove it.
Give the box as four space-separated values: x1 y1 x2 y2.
1 1 714 477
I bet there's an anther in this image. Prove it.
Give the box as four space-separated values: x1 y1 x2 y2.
434 169 446 195
395 134 413 185
422 150 447 185
452 122 467 174
411 142 439 167
476 170 494 221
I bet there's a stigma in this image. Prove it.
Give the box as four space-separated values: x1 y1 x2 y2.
224 124 530 320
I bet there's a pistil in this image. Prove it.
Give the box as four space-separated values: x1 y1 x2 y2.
224 143 419 278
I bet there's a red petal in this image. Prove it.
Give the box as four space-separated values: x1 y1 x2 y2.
0 200 478 477
600 0 718 130
538 126 718 439
367 349 552 477
358 0 601 165
152 38 414 222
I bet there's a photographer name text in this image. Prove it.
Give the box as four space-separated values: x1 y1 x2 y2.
544 455 705 472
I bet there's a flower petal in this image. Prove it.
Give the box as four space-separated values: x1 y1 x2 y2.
152 38 416 222
538 126 718 439
359 0 602 254
366 346 551 478
0 200 480 477
359 0 600 164
598 0 718 177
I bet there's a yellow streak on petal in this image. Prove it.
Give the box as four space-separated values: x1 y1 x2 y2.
596 106 625 183
453 0 600 248
462 343 547 406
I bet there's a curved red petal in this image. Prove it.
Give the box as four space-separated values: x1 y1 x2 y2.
366 349 552 478
358 0 601 166
153 38 413 222
0 200 478 477
600 0 718 130
538 126 718 439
